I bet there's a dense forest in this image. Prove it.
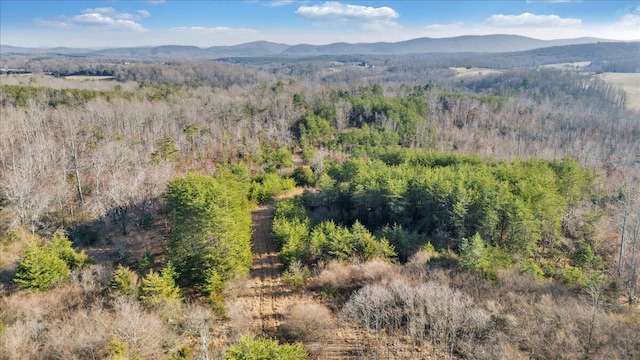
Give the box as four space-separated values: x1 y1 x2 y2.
0 53 639 359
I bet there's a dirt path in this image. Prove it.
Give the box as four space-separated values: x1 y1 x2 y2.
247 201 287 336
240 187 375 358
244 188 304 337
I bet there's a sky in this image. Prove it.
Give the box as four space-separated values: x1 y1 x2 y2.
1 1 638 48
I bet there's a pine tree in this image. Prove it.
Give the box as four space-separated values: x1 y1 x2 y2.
139 263 182 309
14 243 70 291
110 264 140 297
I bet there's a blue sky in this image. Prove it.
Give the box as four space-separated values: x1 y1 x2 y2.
1 1 638 48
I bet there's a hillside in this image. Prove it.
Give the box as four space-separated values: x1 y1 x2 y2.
0 50 639 359
0 35 614 60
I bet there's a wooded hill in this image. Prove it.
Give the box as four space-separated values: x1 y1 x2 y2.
0 55 639 358
0 35 614 59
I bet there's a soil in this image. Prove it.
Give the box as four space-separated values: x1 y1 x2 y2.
240 188 377 359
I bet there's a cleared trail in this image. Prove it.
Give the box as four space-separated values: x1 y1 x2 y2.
246 198 288 337
241 187 374 359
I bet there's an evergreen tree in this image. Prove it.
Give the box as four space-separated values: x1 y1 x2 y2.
139 263 182 309
110 264 139 297
14 243 70 291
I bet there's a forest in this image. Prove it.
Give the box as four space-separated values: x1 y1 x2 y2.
0 51 639 359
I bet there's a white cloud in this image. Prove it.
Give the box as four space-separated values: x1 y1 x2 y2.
81 7 117 15
268 0 295 7
35 8 149 32
596 6 640 40
295 1 398 23
616 6 640 27
146 0 165 4
487 12 581 27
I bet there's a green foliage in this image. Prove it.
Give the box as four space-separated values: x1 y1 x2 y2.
379 224 423 262
260 143 293 172
559 265 587 287
316 150 596 267
49 232 90 269
292 93 305 107
165 173 252 293
225 336 307 360
272 198 311 249
139 262 182 309
205 271 226 315
152 136 178 163
111 265 139 297
337 124 400 154
137 250 154 273
249 173 295 203
571 241 604 270
14 242 70 291
0 84 130 107
106 337 128 360
348 95 428 147
282 262 311 292
297 113 333 148
273 196 395 267
549 157 595 205
459 233 510 280
292 166 317 187
519 260 546 281
168 346 194 360
13 233 88 291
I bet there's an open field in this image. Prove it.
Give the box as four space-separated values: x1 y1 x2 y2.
64 75 114 81
0 73 137 92
540 61 591 70
451 67 504 78
598 72 640 111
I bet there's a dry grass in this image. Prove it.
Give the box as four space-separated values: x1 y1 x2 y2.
597 72 640 111
308 256 640 360
314 258 396 290
0 264 223 360
0 73 138 92
451 67 504 78
540 61 591 70
282 300 335 342
64 75 114 81
224 298 254 341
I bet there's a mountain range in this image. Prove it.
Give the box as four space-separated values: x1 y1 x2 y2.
0 35 619 60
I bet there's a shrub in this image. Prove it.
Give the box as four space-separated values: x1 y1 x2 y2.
283 301 335 341
249 173 295 203
110 265 139 297
139 263 182 310
261 144 293 172
48 232 90 269
282 262 311 292
14 242 70 291
292 166 316 187
225 335 307 360
519 261 545 281
559 265 587 287
137 250 154 273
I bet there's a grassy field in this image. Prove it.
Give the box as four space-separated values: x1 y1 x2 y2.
451 67 503 78
597 72 640 111
540 61 591 70
0 73 137 92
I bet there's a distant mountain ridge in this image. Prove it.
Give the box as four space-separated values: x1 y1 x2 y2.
0 35 619 59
